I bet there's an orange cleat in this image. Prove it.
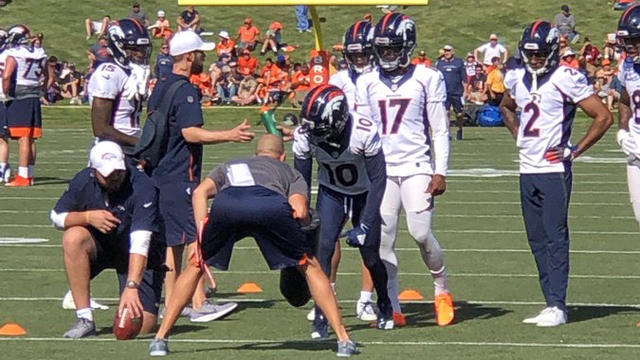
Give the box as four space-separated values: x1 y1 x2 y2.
5 175 32 187
435 292 455 326
393 312 407 327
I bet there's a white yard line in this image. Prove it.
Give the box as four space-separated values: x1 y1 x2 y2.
1 336 640 349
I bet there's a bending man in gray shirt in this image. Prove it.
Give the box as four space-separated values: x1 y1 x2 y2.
151 134 357 357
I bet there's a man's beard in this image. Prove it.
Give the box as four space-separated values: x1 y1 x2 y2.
103 170 128 194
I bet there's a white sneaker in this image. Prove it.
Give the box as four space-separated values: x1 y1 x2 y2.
62 290 109 310
536 306 567 327
356 300 378 321
306 307 315 321
522 307 552 324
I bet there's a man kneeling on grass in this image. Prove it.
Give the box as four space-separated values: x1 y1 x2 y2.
150 134 358 357
51 141 165 338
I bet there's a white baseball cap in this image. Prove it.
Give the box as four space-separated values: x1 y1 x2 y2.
169 30 215 56
218 30 230 39
90 141 126 177
157 10 165 17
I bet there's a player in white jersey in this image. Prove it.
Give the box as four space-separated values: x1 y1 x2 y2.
501 21 612 327
88 18 151 152
616 6 640 259
354 12 454 327
293 85 394 337
314 20 378 323
0 29 11 183
2 25 47 187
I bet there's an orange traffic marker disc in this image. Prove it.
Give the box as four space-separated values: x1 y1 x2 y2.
237 282 263 293
398 289 424 301
0 323 27 336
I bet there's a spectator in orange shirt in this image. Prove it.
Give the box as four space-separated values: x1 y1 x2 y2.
291 63 311 106
411 50 431 67
261 22 283 55
486 56 500 74
560 48 579 68
151 10 172 40
238 49 259 76
237 17 260 52
216 31 236 58
260 58 282 83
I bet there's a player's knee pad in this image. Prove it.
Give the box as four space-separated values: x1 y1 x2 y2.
279 267 311 307
406 211 433 244
632 201 640 225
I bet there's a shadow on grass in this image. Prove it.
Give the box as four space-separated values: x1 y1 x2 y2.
33 176 70 185
174 339 339 355
568 304 640 323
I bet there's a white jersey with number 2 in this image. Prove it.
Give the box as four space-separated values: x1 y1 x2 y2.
354 65 450 177
504 65 593 174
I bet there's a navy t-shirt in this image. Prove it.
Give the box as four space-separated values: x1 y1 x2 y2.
147 73 203 184
181 9 198 25
436 57 467 95
53 167 159 238
154 54 174 79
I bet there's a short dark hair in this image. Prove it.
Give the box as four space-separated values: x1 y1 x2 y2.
491 56 500 63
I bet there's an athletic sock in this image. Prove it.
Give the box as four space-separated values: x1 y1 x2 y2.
431 266 449 296
28 165 34 178
0 162 6 173
18 166 28 178
76 307 94 322
359 291 373 303
388 277 402 313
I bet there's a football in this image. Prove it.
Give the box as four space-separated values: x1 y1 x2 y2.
113 308 142 340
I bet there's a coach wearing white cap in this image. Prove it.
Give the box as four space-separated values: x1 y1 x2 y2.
51 140 166 339
147 30 254 338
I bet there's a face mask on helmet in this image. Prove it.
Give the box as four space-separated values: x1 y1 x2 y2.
374 39 406 71
344 43 372 74
125 44 152 65
617 34 640 63
520 41 558 76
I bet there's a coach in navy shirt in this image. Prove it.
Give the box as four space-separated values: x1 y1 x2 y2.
154 42 174 79
437 45 467 140
148 30 253 321
51 141 165 339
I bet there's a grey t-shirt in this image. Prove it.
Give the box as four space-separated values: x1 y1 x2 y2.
554 13 576 36
208 156 308 198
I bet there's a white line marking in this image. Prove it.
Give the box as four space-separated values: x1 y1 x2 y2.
1 244 639 254
0 237 48 244
0 268 637 279
1 337 640 349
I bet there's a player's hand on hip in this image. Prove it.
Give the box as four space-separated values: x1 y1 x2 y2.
543 145 578 163
119 288 143 319
427 174 447 196
230 119 255 142
87 210 121 234
341 224 370 247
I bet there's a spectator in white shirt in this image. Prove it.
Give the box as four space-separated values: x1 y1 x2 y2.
474 34 508 66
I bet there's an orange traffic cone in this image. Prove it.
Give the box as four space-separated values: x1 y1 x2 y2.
398 289 424 301
237 282 263 293
0 323 27 336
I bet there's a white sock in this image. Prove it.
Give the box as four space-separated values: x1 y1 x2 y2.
431 266 449 295
18 166 28 178
0 162 6 172
28 165 34 178
330 282 336 295
76 307 94 322
359 291 373 303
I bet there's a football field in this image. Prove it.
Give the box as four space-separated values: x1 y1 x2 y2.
1 107 639 359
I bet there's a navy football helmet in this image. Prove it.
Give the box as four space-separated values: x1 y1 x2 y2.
372 12 416 72
343 21 374 74
0 29 8 51
107 18 151 67
6 24 32 48
617 4 640 64
518 20 560 76
300 85 350 146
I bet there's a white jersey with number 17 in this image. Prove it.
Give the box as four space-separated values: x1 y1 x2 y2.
504 65 594 174
355 65 450 177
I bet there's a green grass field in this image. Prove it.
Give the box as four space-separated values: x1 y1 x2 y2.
1 0 640 359
1 107 639 359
